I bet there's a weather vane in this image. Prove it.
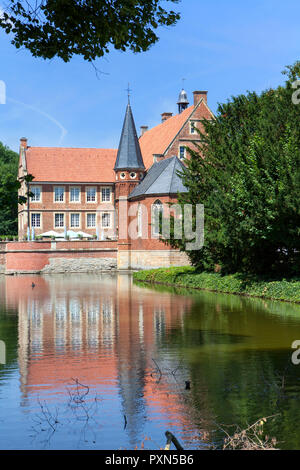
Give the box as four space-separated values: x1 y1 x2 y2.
182 78 186 89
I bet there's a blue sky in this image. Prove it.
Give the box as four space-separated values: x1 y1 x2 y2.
0 0 300 152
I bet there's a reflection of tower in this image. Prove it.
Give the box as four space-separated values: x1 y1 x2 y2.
115 275 148 447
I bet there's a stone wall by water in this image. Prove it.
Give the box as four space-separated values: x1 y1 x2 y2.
41 257 117 273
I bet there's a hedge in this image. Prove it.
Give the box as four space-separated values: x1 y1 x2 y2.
133 267 300 303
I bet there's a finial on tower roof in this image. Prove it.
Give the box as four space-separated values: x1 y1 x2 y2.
126 83 132 104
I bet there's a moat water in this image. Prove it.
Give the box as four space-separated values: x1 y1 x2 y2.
0 273 300 450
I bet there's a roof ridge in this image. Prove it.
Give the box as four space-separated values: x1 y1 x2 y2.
27 147 117 151
168 156 178 193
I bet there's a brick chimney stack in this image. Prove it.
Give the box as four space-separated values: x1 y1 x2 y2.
161 112 173 123
140 125 148 137
193 91 208 106
20 137 28 149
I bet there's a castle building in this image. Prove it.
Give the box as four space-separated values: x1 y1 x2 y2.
17 89 213 269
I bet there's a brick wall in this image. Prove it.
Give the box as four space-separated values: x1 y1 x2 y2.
128 195 181 252
165 99 213 160
4 240 118 274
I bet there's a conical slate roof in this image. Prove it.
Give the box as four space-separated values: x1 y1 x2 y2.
128 156 188 199
114 103 145 171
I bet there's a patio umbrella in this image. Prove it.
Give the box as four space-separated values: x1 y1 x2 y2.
67 230 79 239
40 230 62 238
76 231 93 238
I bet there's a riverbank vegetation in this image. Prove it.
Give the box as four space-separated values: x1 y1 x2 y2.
133 267 300 303
166 62 300 278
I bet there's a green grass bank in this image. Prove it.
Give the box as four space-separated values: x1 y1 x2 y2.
133 267 300 303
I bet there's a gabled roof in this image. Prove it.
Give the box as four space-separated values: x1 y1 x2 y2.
25 147 117 182
114 103 145 171
129 156 188 199
139 105 194 169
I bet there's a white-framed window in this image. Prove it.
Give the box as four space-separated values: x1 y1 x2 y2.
70 213 80 228
86 186 97 203
190 121 197 134
152 200 163 236
101 212 111 228
54 186 65 202
101 187 111 202
70 186 80 203
31 213 41 228
87 213 96 228
179 146 186 160
55 213 64 228
30 186 41 202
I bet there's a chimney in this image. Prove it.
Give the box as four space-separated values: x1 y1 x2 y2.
193 91 207 106
20 137 28 149
161 112 173 123
140 125 148 137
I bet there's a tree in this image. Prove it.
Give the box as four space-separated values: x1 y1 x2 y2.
0 142 19 234
0 142 33 235
0 0 180 62
170 64 300 276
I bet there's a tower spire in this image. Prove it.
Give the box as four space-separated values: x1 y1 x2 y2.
114 101 145 171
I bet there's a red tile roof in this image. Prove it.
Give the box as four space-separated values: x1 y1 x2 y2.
24 105 197 182
25 147 117 182
139 105 194 169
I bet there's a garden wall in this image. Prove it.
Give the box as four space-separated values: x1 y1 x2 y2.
2 240 118 274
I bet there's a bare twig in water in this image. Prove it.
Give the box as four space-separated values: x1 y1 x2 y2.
221 415 280 450
165 431 184 451
36 397 59 432
152 358 162 383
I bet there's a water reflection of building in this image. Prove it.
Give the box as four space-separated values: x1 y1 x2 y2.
3 274 193 445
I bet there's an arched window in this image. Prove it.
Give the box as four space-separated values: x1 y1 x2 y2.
137 203 143 237
151 200 163 236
